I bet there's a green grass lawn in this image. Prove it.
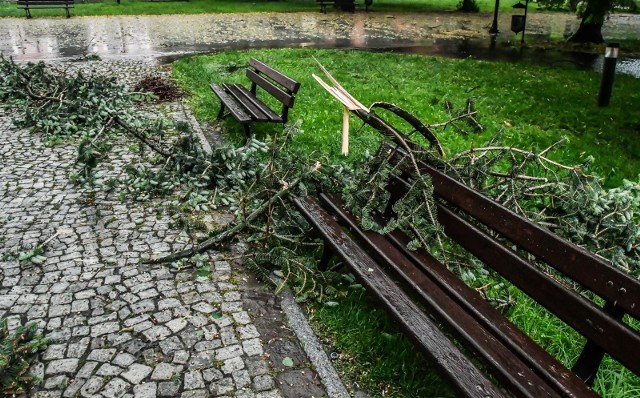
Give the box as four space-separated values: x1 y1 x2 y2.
173 48 640 187
172 48 640 397
0 0 544 17
309 291 456 398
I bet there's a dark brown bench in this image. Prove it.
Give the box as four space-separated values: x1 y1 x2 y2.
317 0 360 13
17 0 74 18
294 139 640 397
210 59 301 140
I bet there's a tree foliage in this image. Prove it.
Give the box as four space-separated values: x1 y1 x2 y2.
0 318 48 396
537 0 637 12
443 138 640 277
0 56 147 139
565 0 638 43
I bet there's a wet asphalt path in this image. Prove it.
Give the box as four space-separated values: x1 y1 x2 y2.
1 11 638 62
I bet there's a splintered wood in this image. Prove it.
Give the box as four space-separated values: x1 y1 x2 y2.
312 57 370 156
312 57 445 159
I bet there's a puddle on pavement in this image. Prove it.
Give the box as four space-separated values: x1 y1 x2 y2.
373 38 640 78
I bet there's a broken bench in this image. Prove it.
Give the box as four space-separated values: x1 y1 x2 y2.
294 141 640 398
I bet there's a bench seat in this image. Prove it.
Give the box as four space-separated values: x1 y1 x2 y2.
17 0 74 18
210 83 283 124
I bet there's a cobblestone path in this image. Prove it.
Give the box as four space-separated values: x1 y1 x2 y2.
0 60 323 398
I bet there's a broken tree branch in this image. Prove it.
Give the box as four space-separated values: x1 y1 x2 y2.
111 114 171 158
147 175 306 264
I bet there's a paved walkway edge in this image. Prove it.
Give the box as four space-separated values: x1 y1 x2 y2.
180 102 213 155
183 91 347 397
280 289 351 398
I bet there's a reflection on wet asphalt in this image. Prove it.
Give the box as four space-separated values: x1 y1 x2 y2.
0 12 638 76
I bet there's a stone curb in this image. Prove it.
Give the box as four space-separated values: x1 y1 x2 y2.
279 289 351 398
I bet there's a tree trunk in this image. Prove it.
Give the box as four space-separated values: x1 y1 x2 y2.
568 0 613 43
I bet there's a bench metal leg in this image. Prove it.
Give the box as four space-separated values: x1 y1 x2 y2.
216 103 226 120
25 8 32 18
571 302 624 385
66 7 70 18
319 245 333 271
242 124 251 145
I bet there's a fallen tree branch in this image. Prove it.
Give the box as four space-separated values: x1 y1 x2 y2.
147 175 305 264
111 114 171 158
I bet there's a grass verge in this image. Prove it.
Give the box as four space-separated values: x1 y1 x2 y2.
308 290 455 398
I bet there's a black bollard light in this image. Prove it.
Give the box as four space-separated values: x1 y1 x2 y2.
598 43 619 107
489 0 500 34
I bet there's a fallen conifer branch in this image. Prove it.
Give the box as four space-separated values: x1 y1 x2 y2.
147 174 307 264
112 115 171 158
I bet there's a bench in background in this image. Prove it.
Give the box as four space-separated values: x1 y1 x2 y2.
17 0 74 18
210 59 301 140
317 0 359 13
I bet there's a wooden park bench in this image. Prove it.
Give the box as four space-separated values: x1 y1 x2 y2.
317 0 358 13
17 0 74 18
210 59 301 140
294 138 640 397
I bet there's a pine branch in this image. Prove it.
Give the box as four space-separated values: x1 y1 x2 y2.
147 175 307 264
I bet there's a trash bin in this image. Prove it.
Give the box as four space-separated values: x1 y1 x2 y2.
511 15 525 33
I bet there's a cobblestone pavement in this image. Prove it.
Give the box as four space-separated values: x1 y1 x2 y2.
0 59 328 398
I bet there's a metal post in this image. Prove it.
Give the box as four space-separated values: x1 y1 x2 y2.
598 43 619 107
520 0 530 44
489 0 500 34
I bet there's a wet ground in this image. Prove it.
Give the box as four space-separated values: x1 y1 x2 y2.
1 12 639 76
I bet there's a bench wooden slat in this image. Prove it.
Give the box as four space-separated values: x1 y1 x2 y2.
249 58 300 93
222 84 272 122
407 156 640 321
17 5 72 7
381 217 601 398
17 0 74 4
436 200 640 377
209 84 252 124
294 196 510 398
319 193 575 398
246 69 295 109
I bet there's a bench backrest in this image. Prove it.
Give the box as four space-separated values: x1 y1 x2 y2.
246 58 301 122
381 143 640 383
17 0 74 4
